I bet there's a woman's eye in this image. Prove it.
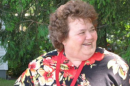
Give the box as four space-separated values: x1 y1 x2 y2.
79 32 85 34
90 29 95 32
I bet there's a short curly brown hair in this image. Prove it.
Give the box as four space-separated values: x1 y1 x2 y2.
48 0 98 51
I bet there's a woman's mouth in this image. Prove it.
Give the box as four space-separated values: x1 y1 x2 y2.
83 43 92 46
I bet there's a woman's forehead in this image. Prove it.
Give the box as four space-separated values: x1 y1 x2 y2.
67 17 92 26
67 16 92 24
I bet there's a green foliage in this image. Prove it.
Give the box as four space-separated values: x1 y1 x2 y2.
121 46 130 64
0 0 67 76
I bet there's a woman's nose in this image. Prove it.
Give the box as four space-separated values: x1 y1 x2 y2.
85 32 93 39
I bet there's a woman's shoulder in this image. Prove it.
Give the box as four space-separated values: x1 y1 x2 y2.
28 50 58 69
44 49 58 57
14 50 59 86
31 49 58 61
96 47 129 81
96 47 125 60
96 47 129 72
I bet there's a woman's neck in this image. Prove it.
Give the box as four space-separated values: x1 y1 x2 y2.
64 54 82 67
64 52 87 67
71 60 82 67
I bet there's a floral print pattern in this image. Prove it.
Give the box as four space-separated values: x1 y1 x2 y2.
14 48 130 86
107 58 129 80
80 74 91 86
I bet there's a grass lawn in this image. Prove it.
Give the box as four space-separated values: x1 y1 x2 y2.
0 78 15 86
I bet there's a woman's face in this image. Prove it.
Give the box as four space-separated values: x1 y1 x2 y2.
62 18 97 61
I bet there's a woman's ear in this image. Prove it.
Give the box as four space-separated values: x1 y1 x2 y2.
62 39 67 46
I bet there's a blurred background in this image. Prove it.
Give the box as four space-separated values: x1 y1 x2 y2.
0 0 130 81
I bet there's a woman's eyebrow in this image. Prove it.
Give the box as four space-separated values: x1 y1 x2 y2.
79 28 86 32
90 26 95 29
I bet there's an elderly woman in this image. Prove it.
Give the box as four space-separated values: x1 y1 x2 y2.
14 0 130 86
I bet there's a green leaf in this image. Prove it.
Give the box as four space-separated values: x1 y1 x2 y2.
2 0 8 5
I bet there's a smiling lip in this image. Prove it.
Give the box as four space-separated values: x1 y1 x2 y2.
82 43 92 46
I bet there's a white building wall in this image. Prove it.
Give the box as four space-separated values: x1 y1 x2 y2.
0 46 8 70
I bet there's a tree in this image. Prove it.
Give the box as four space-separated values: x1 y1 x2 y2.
0 0 68 76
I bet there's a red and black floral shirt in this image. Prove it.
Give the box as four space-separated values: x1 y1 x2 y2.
14 48 130 86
